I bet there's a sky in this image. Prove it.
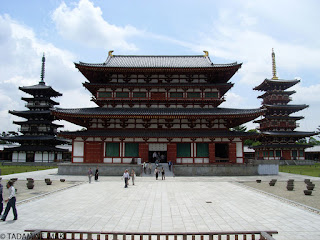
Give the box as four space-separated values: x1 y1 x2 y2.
1 0 320 135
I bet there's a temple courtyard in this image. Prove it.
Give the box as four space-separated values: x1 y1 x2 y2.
0 169 320 240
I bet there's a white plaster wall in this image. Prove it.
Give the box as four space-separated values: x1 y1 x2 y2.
12 152 19 162
182 158 193 164
113 158 122 163
74 141 84 157
18 152 26 161
149 143 167 151
73 157 83 163
236 158 243 163
104 158 113 163
57 153 63 160
123 158 132 163
236 142 243 157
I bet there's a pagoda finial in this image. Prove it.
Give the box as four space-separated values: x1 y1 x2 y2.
272 48 278 80
40 53 46 84
108 50 114 57
203 50 209 57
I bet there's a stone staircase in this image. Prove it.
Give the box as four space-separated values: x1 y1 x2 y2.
140 162 174 177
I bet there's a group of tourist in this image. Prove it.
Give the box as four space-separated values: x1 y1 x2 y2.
123 169 136 188
142 162 153 174
154 167 165 180
87 167 100 183
0 178 18 222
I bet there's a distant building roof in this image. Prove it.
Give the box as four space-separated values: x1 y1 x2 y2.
305 145 320 152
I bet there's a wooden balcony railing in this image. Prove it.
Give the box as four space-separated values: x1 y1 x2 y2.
25 230 278 240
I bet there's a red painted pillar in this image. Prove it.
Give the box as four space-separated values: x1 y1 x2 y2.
209 143 215 164
229 143 237 163
167 143 177 164
139 143 149 163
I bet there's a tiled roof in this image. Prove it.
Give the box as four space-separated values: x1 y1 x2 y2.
53 107 264 117
264 104 308 110
77 55 240 69
3 145 68 152
19 83 62 96
254 79 300 91
59 129 258 138
251 143 313 149
261 131 316 137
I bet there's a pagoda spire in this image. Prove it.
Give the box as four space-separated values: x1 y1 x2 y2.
272 48 278 80
40 53 46 85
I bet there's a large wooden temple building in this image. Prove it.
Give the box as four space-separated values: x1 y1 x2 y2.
1 54 68 162
53 51 264 165
252 49 316 160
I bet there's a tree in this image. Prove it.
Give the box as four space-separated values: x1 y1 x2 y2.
231 125 247 132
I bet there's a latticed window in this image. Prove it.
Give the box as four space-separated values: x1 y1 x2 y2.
196 143 209 157
98 92 112 98
105 143 120 157
170 92 183 98
269 150 274 157
187 92 201 98
177 143 191 157
292 150 297 158
263 151 268 157
275 150 281 157
205 92 218 98
299 150 304 157
116 92 129 98
125 143 139 157
133 92 146 98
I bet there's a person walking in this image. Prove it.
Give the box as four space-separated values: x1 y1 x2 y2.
131 169 136 185
123 169 130 188
143 162 146 174
94 167 99 181
149 163 152 174
1 181 18 221
154 167 159 180
88 168 93 183
0 179 3 216
168 161 172 171
161 167 165 180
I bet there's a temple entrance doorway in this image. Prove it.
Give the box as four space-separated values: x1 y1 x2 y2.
215 143 229 162
148 143 167 163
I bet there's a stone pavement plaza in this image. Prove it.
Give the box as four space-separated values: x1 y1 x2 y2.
1 169 320 240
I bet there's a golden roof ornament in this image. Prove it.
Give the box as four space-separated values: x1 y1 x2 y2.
203 51 209 57
272 48 278 80
108 50 114 57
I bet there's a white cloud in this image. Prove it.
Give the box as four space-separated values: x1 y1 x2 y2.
52 0 141 51
0 14 94 132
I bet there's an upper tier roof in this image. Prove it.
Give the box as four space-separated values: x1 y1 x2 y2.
19 82 62 97
254 79 300 91
77 55 240 69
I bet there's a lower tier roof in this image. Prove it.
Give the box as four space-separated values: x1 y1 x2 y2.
251 143 313 149
260 131 316 137
59 129 258 139
53 107 264 128
3 145 69 152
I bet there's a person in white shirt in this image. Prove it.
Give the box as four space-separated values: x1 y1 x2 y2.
123 169 130 188
1 181 17 221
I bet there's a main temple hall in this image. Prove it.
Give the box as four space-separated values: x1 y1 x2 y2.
53 51 265 165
